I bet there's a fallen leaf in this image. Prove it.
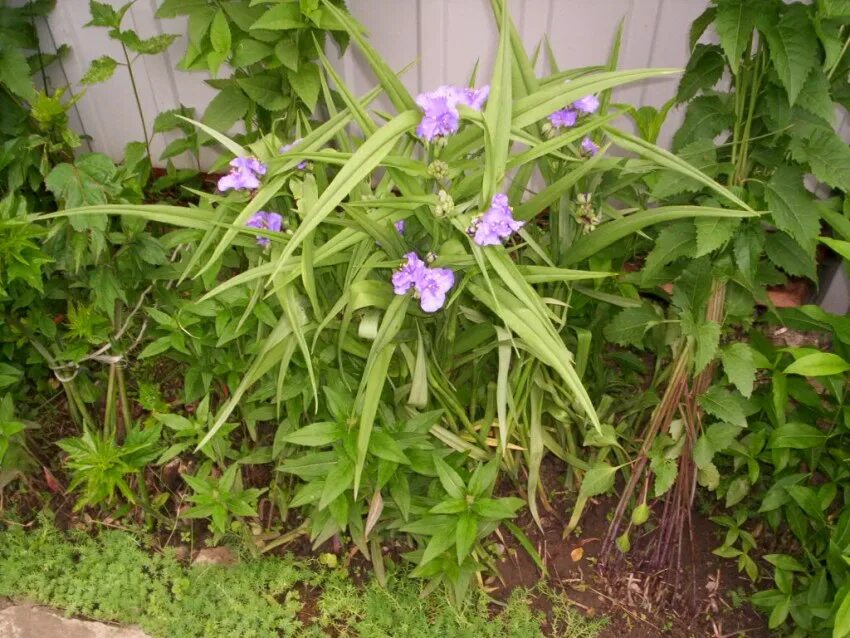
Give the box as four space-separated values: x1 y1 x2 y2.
570 546 584 562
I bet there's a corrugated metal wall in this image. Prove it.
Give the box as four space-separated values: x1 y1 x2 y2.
30 0 717 164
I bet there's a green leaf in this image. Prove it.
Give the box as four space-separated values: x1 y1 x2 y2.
641 222 696 284
368 430 410 464
764 554 806 572
672 95 733 152
768 422 827 449
699 386 748 428
603 305 659 349
209 9 231 54
765 164 819 254
232 38 273 67
578 462 618 498
796 67 835 125
691 320 721 374
762 3 817 104
289 63 321 111
676 44 724 102
45 154 117 209
714 0 760 74
433 455 465 499
86 0 126 28
784 352 850 376
694 217 739 257
834 587 850 638
765 231 817 281
789 127 850 191
652 139 719 199
251 3 303 30
282 421 341 446
481 0 512 202
418 525 455 569
455 511 477 564
319 457 354 509
81 55 118 85
689 7 717 50
566 206 754 266
201 88 249 134
725 476 750 507
721 342 756 398
0 45 35 101
651 456 678 497
471 497 524 520
237 76 288 111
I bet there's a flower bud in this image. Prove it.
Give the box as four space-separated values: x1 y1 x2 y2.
427 159 449 180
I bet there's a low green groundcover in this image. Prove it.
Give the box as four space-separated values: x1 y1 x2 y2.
0 520 605 638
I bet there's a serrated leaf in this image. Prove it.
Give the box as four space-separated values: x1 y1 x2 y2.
721 342 756 397
672 95 734 152
699 386 748 427
289 62 321 111
796 66 835 124
725 476 750 507
650 455 678 497
762 3 817 105
765 164 819 254
578 462 618 498
689 319 721 374
677 44 724 102
81 55 118 85
694 216 739 256
789 127 850 191
714 0 761 74
251 3 304 30
690 7 717 50
237 75 288 110
698 462 720 490
765 231 817 281
641 222 696 284
603 305 659 349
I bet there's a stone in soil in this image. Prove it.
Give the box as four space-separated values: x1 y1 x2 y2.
0 604 149 638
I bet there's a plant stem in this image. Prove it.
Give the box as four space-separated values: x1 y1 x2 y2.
828 33 850 81
121 42 152 161
116 364 132 440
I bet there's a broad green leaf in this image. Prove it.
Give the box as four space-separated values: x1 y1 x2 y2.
251 3 303 30
471 497 524 519
319 457 354 509
796 67 835 125
784 352 850 376
789 127 850 191
834 587 850 638
676 43 724 103
433 455 465 499
210 9 231 54
671 95 733 152
289 62 321 111
455 512 478 564
283 421 341 446
765 164 819 254
578 462 618 498
764 231 817 280
721 342 756 397
691 320 721 374
694 217 739 257
81 55 118 85
699 386 748 428
641 222 696 284
200 89 250 136
652 138 719 199
768 422 827 449
762 3 817 104
603 305 659 348
714 0 760 74
725 476 750 507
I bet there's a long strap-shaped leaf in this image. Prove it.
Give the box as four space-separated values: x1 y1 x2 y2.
603 126 753 211
513 68 679 129
564 206 760 265
268 110 420 281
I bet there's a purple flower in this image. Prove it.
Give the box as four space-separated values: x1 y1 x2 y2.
245 211 283 247
280 139 308 170
218 156 267 192
581 137 599 156
392 252 427 294
470 194 525 246
415 267 454 312
455 85 490 110
573 95 600 115
548 108 578 129
415 85 489 141
391 252 455 312
394 220 405 234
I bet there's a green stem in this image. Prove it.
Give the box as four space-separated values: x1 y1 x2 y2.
104 363 117 439
735 48 765 185
121 42 152 161
116 364 132 440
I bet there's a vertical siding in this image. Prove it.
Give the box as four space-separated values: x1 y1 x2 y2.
27 0 719 164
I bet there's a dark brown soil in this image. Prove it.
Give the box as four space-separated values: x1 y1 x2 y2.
489 457 769 638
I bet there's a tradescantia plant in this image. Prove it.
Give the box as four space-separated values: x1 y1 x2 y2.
50 0 758 599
